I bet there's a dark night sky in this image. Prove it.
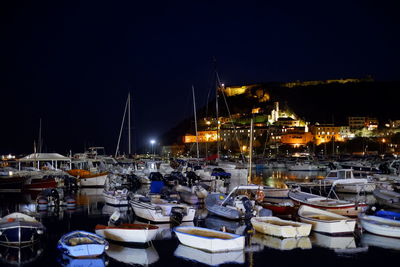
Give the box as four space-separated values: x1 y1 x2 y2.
1 1 399 155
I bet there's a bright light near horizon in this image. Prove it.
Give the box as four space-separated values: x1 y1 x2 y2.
150 139 156 145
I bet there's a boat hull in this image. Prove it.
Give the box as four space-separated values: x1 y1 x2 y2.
359 214 400 238
174 226 244 253
95 224 158 243
251 217 311 238
298 206 356 235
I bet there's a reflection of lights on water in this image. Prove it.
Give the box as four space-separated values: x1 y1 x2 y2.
252 169 328 188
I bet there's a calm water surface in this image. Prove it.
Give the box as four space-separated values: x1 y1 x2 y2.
0 169 399 267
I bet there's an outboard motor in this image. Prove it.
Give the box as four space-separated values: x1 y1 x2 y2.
241 197 253 220
170 206 186 225
186 171 200 187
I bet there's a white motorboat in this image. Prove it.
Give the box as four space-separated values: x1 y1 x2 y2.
173 226 245 253
298 205 356 235
288 162 326 171
95 223 158 243
358 213 400 238
251 216 311 238
129 195 195 223
102 189 129 206
205 185 272 220
289 188 368 217
323 169 376 193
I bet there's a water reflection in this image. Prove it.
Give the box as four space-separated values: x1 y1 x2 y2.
311 232 368 255
0 242 43 266
253 169 327 188
174 244 245 266
58 254 106 267
106 243 159 266
251 233 312 251
361 233 400 250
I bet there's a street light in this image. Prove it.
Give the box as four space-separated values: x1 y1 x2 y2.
150 139 156 158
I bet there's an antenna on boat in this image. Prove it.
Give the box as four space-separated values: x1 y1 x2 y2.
214 59 220 162
192 85 200 164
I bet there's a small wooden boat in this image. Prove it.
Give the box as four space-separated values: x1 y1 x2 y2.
263 188 290 203
289 189 368 217
358 213 400 238
95 223 158 243
298 205 356 235
373 189 400 209
173 226 245 253
57 231 109 258
0 213 45 246
251 216 311 238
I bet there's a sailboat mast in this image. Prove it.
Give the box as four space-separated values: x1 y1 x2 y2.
192 86 200 163
248 118 254 184
38 118 42 153
215 74 220 161
115 94 129 157
128 92 131 155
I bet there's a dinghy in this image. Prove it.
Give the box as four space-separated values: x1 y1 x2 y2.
373 189 400 209
0 212 45 246
57 231 109 258
173 226 245 252
358 213 400 238
95 223 158 243
251 216 311 238
298 205 356 235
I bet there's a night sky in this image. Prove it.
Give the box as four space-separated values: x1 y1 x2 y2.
1 1 399 155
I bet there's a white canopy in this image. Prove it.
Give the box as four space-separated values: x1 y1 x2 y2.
19 153 71 162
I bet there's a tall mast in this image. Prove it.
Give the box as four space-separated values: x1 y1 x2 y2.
248 118 254 184
38 118 42 153
128 92 131 155
214 63 220 161
192 86 200 163
115 94 129 157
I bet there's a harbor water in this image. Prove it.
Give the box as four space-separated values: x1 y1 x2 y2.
0 169 399 267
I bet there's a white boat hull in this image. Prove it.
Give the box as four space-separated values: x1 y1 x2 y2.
359 214 400 238
174 226 245 253
79 174 107 187
251 216 311 238
130 200 196 223
298 205 356 234
95 227 158 243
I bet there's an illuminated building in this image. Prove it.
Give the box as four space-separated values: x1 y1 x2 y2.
280 132 314 147
310 124 344 145
183 131 218 143
348 117 379 130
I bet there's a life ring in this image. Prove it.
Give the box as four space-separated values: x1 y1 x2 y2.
256 189 265 202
